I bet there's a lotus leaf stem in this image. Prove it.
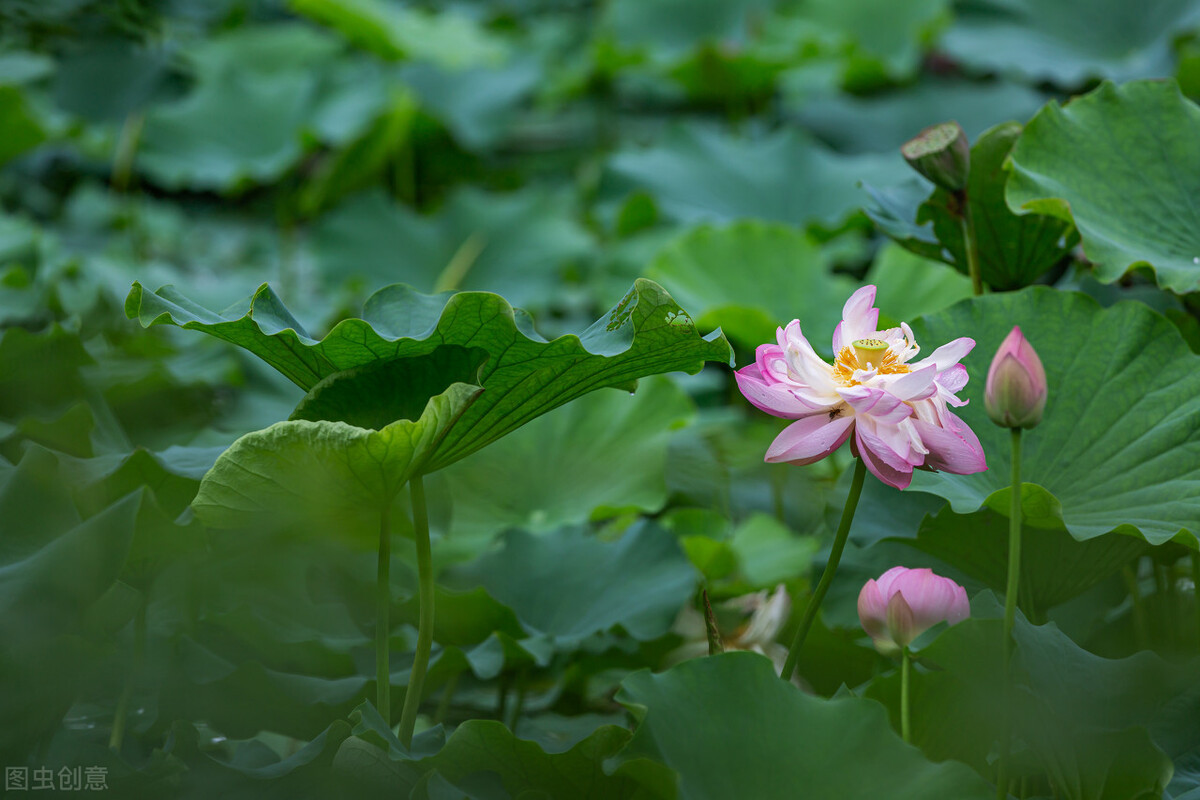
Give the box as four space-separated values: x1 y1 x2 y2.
399 474 435 748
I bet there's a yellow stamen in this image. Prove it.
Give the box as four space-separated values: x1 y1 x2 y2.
833 344 911 386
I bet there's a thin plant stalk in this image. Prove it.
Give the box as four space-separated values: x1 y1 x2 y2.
1123 561 1148 650
997 427 1023 799
398 474 435 748
900 647 912 744
959 201 985 296
780 457 868 682
434 671 461 726
109 594 147 752
1192 553 1200 651
376 503 392 726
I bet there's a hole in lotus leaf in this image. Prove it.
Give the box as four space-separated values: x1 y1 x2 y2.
289 345 489 430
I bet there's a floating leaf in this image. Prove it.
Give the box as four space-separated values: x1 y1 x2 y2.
450 521 697 643
1006 80 1200 293
788 78 1046 154
126 279 731 474
610 652 993 799
940 0 1200 86
311 187 592 308
139 25 388 191
908 288 1200 548
290 0 509 68
607 124 907 230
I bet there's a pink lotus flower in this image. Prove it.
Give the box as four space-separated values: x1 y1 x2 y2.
735 285 987 489
857 566 969 654
985 325 1047 430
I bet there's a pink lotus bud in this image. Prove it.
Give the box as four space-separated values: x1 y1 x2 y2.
857 567 969 655
985 326 1047 430
900 121 970 192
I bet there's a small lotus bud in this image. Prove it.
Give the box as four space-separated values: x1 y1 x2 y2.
857 567 969 655
985 326 1047 430
900 121 970 193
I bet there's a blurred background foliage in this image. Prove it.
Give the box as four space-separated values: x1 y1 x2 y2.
3 0 1200 797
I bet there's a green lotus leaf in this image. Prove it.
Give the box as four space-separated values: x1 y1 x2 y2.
0 447 142 754
940 0 1200 86
289 0 509 69
398 60 541 151
866 122 1077 290
907 288 1200 548
784 0 950 84
867 607 1194 798
437 377 694 552
192 381 482 542
449 521 697 643
894 505 1147 615
866 243 973 327
126 278 731 474
788 78 1046 154
311 187 592 309
607 124 907 230
0 84 45 167
138 25 388 191
646 221 857 354
610 652 993 799
1006 80 1200 293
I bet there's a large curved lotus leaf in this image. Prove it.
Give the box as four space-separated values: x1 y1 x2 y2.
437 377 694 552
192 382 481 542
895 505 1147 614
939 0 1200 86
866 122 1077 290
126 278 731 474
907 288 1200 548
1006 80 1200 293
606 124 907 230
609 652 993 799
866 611 1188 796
449 521 697 643
646 221 857 354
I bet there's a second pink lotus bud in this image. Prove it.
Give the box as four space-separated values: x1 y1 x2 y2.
985 325 1047 430
857 566 970 655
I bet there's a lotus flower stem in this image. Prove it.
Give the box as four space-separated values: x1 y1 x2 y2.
780 457 867 682
109 593 147 752
399 474 435 748
900 647 912 744
959 201 984 296
376 503 392 726
997 427 1023 799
